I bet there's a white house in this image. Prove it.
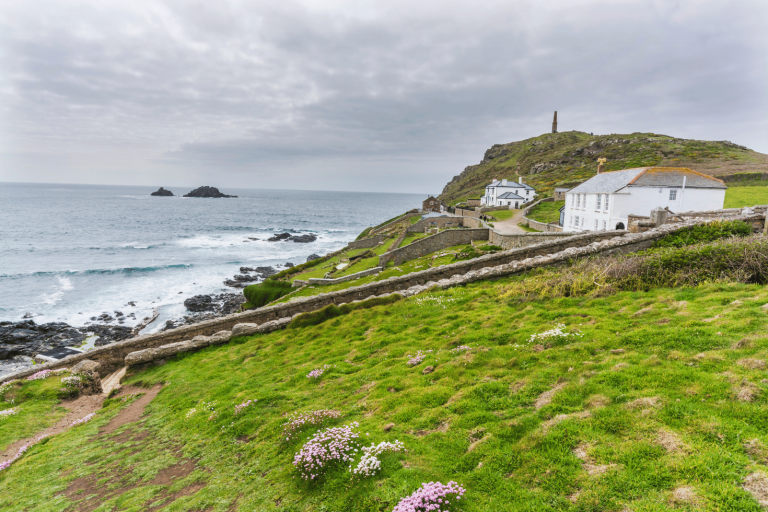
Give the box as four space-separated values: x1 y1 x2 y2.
480 178 537 208
563 167 727 232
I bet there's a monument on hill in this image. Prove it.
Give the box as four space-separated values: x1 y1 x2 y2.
552 111 558 133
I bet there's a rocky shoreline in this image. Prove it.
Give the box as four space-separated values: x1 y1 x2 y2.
0 235 328 378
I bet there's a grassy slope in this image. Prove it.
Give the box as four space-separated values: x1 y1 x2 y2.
439 132 768 205
489 210 516 221
725 186 768 209
526 201 565 224
4 277 768 511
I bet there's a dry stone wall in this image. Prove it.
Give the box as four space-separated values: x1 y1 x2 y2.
370 213 422 235
490 230 580 250
4 210 763 384
407 216 464 233
347 235 386 249
308 266 382 285
379 229 490 266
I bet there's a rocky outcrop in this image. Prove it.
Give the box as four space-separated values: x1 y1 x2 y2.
306 254 321 262
184 295 214 312
183 186 237 198
150 187 174 196
267 232 317 243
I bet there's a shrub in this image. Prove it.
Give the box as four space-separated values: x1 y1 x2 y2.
652 220 752 248
243 280 294 308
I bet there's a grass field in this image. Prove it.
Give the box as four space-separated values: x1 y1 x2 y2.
4 269 768 510
724 185 768 208
526 201 565 224
489 209 516 221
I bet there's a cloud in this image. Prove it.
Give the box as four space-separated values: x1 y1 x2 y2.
0 0 765 192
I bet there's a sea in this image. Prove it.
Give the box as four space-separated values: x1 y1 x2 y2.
0 183 422 333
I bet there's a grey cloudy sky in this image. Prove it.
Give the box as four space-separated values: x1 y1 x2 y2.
1 0 766 193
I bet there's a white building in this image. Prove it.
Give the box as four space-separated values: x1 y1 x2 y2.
564 167 727 232
480 178 536 208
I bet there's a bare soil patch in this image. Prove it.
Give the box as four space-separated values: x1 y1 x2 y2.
100 384 162 435
0 393 104 465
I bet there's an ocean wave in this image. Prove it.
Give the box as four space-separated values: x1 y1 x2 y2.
0 264 192 279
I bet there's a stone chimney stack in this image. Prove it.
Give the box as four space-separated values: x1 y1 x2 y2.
552 111 558 133
597 157 606 174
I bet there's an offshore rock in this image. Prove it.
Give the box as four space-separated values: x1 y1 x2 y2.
183 186 237 198
306 253 321 262
287 233 317 243
150 187 174 196
267 232 292 242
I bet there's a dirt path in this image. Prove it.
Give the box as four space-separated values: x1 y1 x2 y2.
0 393 105 464
492 209 527 234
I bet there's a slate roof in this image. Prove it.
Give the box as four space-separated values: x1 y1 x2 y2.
554 188 570 192
567 167 726 194
488 180 535 190
497 192 525 200
567 168 647 194
629 168 727 189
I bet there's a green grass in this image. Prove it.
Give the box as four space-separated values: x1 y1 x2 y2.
5 274 768 510
724 186 768 208
526 201 565 224
489 209 516 221
243 280 294 308
0 375 71 451
518 223 541 232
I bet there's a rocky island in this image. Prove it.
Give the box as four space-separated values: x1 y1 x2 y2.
150 187 174 196
183 186 237 198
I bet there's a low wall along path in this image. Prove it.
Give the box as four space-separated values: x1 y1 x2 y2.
2 208 764 384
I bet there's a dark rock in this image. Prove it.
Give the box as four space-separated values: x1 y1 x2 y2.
162 293 245 331
267 232 292 242
84 324 133 345
184 295 214 312
285 262 294 268
114 311 124 317
22 312 34 319
126 301 137 307
286 233 317 243
97 312 114 323
306 254 321 262
240 267 255 272
0 320 91 360
254 266 277 276
150 187 174 196
422 365 435 374
183 186 237 198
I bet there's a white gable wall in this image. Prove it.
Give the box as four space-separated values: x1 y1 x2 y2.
564 186 725 231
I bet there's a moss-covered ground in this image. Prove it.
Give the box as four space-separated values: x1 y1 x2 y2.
3 271 768 511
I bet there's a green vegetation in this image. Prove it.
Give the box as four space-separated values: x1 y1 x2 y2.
518 223 540 232
439 132 768 205
5 235 768 510
652 220 752 248
243 280 294 308
355 227 372 241
526 200 565 224
725 185 768 209
488 209 516 221
0 375 70 451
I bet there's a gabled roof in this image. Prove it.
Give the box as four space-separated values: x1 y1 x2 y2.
488 180 534 191
629 167 726 189
554 188 570 192
567 167 727 194
498 192 524 200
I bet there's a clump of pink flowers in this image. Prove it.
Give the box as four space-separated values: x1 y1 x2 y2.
450 345 471 353
407 350 432 367
0 407 19 419
351 440 406 477
293 422 360 479
234 399 257 415
282 409 342 441
0 434 50 472
0 380 19 396
26 368 68 381
71 412 95 427
393 481 466 512
307 364 333 379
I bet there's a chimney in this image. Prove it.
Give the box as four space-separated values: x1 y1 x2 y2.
519 176 525 184
501 179 507 186
552 111 558 134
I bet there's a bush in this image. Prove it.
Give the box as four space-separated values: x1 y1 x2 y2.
243 280 294 308
652 220 752 248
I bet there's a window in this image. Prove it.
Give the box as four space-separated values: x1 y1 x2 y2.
596 194 601 210
576 195 581 208
581 217 585 227
574 215 579 227
603 220 607 230
604 194 609 210
669 190 677 200
581 194 586 209
594 219 598 230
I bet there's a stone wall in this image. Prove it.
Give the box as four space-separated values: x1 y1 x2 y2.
4 211 763 384
490 230 606 250
379 229 490 267
477 205 510 214
462 217 486 229
308 266 382 285
521 197 563 232
407 216 464 233
721 173 768 183
347 234 386 250
454 208 481 219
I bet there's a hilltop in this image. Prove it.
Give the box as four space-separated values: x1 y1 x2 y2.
439 131 768 205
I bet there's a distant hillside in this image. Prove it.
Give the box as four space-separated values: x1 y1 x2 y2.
439 131 768 205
